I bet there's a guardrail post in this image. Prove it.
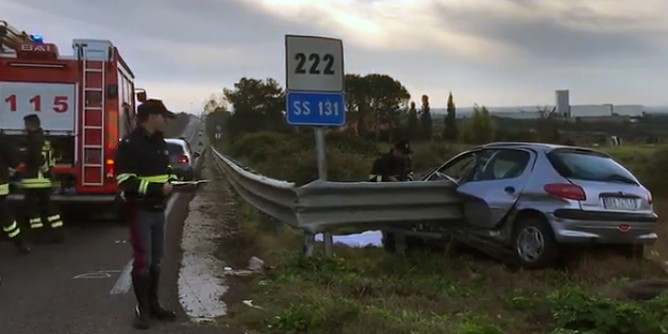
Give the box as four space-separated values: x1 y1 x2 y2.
395 231 407 255
303 232 315 257
324 233 334 256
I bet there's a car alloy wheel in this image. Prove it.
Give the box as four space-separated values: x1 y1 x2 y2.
516 226 545 263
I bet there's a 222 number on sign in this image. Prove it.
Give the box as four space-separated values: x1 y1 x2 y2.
3 94 69 113
292 100 341 116
294 52 335 75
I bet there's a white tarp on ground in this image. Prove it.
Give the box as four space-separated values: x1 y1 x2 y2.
315 230 383 248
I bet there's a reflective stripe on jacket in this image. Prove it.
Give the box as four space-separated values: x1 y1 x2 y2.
41 140 55 172
23 128 53 187
21 171 52 189
116 174 170 196
22 141 54 189
0 183 9 196
115 127 178 208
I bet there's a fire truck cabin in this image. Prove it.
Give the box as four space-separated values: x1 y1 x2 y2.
0 20 138 203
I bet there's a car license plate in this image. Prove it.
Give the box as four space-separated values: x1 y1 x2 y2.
603 197 638 210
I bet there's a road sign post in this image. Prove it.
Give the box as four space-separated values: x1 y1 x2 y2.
285 35 346 257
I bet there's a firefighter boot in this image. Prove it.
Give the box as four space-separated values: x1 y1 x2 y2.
12 235 31 254
48 214 65 244
149 266 176 321
132 272 151 330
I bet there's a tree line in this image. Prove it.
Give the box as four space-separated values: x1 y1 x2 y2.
204 74 496 145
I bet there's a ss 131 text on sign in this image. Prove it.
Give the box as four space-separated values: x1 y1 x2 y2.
288 91 345 126
285 35 346 127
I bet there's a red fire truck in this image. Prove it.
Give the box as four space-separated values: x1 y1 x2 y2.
0 20 145 205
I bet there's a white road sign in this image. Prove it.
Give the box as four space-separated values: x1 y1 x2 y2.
0 82 76 133
285 35 344 92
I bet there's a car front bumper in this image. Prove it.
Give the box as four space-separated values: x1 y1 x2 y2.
548 209 658 245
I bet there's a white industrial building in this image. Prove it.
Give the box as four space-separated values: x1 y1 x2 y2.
612 105 644 117
555 90 644 118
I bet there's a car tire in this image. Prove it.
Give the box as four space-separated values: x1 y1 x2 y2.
512 216 559 269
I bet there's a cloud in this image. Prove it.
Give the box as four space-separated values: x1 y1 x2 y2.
241 0 520 63
241 0 668 68
433 0 668 66
3 0 668 109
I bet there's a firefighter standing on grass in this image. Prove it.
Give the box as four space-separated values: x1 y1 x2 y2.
22 114 65 243
115 99 181 330
0 132 31 254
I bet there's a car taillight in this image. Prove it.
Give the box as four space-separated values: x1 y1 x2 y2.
544 183 586 201
106 159 115 178
178 155 189 164
648 192 653 205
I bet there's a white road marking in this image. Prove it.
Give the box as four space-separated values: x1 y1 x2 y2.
109 194 180 295
109 261 133 294
74 270 121 279
177 169 229 322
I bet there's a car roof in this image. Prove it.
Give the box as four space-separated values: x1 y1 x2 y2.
476 141 606 155
164 138 187 145
164 138 189 149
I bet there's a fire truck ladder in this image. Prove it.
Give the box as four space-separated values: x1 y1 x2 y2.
81 48 106 186
0 20 34 52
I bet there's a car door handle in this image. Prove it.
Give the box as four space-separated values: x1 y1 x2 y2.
504 186 515 194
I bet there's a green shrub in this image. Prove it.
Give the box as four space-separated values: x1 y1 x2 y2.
635 146 668 196
223 131 668 196
325 131 381 157
602 145 668 195
547 287 668 334
224 132 379 184
410 142 462 177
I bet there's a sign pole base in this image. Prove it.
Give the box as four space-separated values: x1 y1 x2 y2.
314 127 334 256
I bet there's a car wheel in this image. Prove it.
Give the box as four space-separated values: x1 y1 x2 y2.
512 216 559 269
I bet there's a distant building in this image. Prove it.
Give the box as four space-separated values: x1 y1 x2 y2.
570 104 613 117
426 90 649 121
553 90 644 120
612 105 643 117
555 90 569 117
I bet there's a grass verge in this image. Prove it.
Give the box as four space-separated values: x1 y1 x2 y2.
225 196 668 334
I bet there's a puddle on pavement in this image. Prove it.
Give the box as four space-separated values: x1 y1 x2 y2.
314 230 383 248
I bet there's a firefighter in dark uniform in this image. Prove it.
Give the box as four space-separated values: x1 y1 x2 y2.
368 139 414 182
369 139 413 252
0 132 31 254
115 99 180 330
22 114 64 243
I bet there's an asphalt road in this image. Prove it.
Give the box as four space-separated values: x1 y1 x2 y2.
0 118 236 334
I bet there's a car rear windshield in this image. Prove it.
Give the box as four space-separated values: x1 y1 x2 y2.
546 149 636 182
166 143 184 156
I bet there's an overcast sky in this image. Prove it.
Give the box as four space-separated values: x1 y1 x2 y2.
3 0 667 112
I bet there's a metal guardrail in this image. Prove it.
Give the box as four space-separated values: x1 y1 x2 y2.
210 147 464 255
211 149 299 225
